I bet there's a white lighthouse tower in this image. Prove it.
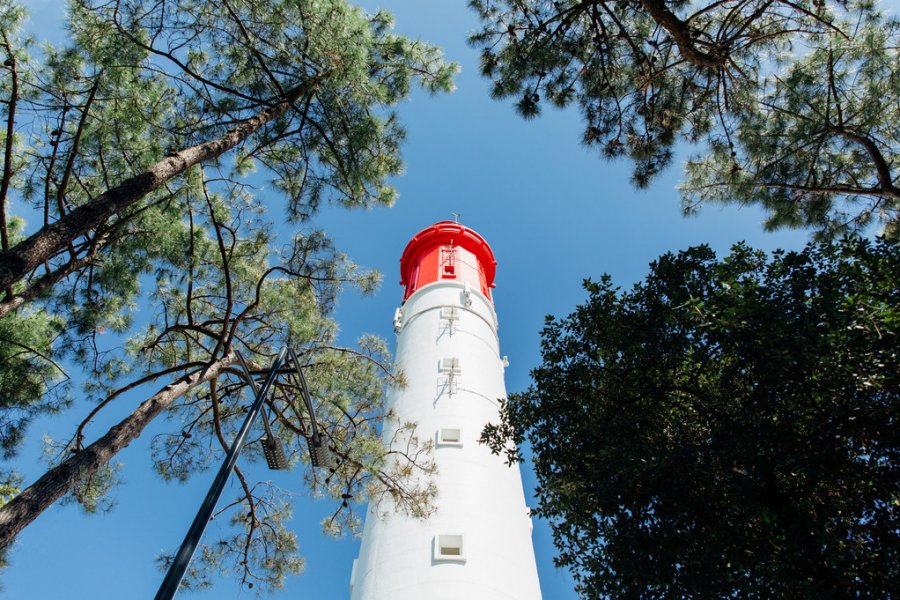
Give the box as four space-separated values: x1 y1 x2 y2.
350 221 542 599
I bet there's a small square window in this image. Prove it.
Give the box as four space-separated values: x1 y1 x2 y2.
437 428 462 446
434 533 466 562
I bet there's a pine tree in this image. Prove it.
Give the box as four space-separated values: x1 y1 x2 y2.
468 0 898 236
0 0 451 590
0 0 455 292
0 171 438 592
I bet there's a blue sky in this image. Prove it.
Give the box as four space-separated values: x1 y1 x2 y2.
0 0 829 598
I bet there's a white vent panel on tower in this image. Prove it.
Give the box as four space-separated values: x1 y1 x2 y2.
437 428 462 446
434 533 466 562
439 357 461 374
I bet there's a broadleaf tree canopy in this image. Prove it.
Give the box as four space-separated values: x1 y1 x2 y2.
482 236 899 597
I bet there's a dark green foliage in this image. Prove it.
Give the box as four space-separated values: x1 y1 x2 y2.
0 310 66 457
483 237 899 597
469 0 899 235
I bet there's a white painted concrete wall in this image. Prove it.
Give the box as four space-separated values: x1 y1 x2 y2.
351 281 541 600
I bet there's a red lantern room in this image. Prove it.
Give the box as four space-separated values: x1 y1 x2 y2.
399 221 497 304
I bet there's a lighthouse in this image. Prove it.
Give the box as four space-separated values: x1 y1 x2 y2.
350 221 542 599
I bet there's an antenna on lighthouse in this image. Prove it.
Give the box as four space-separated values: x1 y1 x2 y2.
451 212 461 223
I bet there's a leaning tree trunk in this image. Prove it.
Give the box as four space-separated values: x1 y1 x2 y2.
0 80 315 292
0 354 234 550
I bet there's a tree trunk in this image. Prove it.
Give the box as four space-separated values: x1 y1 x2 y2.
0 353 234 550
0 81 314 292
637 0 726 68
0 255 93 318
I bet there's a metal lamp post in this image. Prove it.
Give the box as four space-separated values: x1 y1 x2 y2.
154 347 330 600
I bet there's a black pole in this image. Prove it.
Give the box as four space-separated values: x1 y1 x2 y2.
154 348 288 600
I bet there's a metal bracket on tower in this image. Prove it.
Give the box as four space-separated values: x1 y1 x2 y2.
438 358 461 397
437 375 459 397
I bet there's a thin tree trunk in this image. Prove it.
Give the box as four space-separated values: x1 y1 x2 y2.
0 353 234 550
1 33 20 303
0 80 315 291
0 33 19 253
833 127 900 199
0 255 93 318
